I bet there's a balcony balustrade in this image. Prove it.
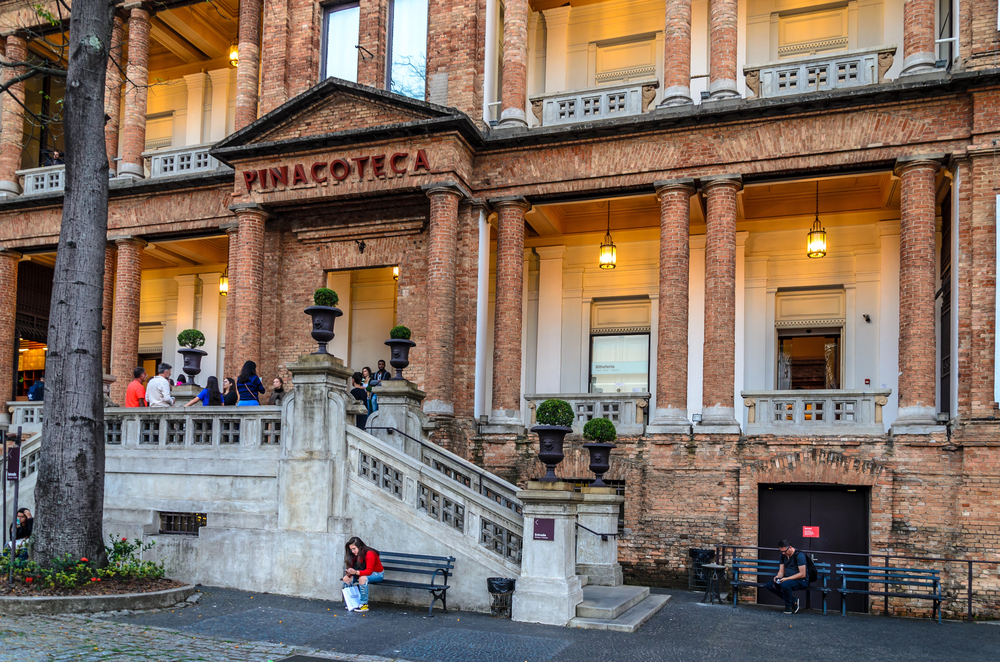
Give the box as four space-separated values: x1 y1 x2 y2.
744 46 896 99
529 81 659 127
144 143 220 178
17 165 65 196
524 392 649 437
741 389 892 436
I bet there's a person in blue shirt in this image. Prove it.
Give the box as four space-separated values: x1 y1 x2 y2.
236 361 265 406
763 539 810 614
27 374 44 401
184 376 223 407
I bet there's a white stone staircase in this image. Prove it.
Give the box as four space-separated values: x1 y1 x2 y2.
569 583 671 632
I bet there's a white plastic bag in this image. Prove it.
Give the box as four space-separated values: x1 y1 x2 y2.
343 585 362 611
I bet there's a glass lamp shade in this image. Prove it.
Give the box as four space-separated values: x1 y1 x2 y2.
599 235 617 269
392 265 399 281
229 43 239 68
219 273 229 295
806 220 827 258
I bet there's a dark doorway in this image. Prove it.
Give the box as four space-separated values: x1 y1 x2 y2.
758 484 869 612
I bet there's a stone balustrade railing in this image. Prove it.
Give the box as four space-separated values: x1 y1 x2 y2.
524 392 649 437
7 402 44 434
144 143 220 178
741 389 892 436
529 81 659 127
17 165 65 195
348 426 524 567
744 45 896 99
103 406 283 448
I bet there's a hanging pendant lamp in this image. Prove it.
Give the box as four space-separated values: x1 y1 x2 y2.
219 266 229 295
599 201 617 269
806 181 827 258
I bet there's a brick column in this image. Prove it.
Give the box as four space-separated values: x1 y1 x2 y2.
0 34 26 196
222 223 239 377
499 0 528 127
102 245 116 374
0 250 20 406
708 0 739 100
357 0 388 88
119 4 151 179
489 197 529 426
110 237 145 404
893 155 942 428
234 0 263 130
423 184 463 416
648 179 696 433
900 0 936 76
227 204 268 372
661 0 693 106
700 174 741 429
105 15 124 174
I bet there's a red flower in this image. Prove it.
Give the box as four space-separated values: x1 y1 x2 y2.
80 558 89 562
91 577 98 582
121 537 127 542
25 577 32 583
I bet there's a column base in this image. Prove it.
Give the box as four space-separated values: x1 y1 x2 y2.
117 162 145 179
658 86 693 107
706 79 740 101
899 52 938 77
576 562 623 587
512 576 583 626
646 407 692 434
697 406 742 434
891 405 945 435
0 179 21 197
498 108 528 128
482 408 524 434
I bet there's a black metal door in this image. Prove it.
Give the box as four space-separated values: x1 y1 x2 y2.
758 485 869 612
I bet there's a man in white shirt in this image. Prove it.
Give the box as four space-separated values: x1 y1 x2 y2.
145 363 175 407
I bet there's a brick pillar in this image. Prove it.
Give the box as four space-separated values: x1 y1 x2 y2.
222 223 240 377
900 0 936 76
102 245 116 374
105 16 124 174
119 5 151 180
357 0 388 88
454 200 485 420
893 156 942 428
234 0 263 130
489 197 529 426
0 250 20 407
228 205 268 372
648 179 696 433
700 174 741 429
0 35 26 196
661 0 693 106
499 0 528 127
708 0 739 100
110 237 145 404
423 185 463 416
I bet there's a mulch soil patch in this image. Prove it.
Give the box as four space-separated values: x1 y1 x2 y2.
0 577 185 598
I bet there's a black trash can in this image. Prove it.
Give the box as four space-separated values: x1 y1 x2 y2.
487 577 516 618
688 548 716 590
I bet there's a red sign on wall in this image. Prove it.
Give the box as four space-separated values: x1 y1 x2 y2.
802 526 820 538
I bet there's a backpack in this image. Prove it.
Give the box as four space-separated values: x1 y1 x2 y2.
804 553 818 583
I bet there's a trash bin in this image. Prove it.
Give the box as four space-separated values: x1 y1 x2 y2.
487 577 516 618
688 548 716 591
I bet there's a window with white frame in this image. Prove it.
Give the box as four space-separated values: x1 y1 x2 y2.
322 3 361 82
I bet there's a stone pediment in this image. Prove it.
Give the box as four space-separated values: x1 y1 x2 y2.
213 78 482 165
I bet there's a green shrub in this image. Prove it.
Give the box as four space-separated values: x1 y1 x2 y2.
536 399 574 427
313 288 339 307
389 324 412 340
583 417 617 443
176 329 205 349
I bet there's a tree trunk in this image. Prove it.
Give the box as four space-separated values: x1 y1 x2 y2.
33 0 113 565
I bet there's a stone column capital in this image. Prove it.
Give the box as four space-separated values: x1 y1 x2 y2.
893 154 945 177
466 198 493 215
489 195 531 212
111 235 147 249
228 202 270 221
207 68 234 84
182 71 209 89
700 173 743 192
0 249 22 261
534 245 566 260
422 180 470 200
123 2 152 15
654 178 697 198
220 220 240 234
541 4 572 25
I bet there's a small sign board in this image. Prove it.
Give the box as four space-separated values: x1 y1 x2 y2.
5 445 20 482
533 518 555 541
802 526 820 538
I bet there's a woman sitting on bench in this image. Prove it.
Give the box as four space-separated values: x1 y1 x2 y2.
342 536 384 612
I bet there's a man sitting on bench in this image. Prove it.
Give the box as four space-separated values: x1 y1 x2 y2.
764 539 809 614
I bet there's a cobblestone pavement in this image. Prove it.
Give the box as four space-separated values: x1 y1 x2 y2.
1 587 998 661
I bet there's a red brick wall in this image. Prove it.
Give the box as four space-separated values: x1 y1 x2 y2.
424 187 462 410
426 0 483 115
229 208 268 373
663 0 692 95
499 0 527 123
235 0 263 130
223 226 240 377
259 0 291 114
708 0 737 90
902 0 935 63
102 245 116 374
701 177 739 411
490 199 527 413
257 95 432 143
110 238 143 404
0 250 18 401
453 202 481 419
104 16 124 169
358 0 389 89
121 7 150 174
655 182 694 413
0 35 26 186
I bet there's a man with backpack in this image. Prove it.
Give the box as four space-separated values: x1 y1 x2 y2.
764 539 812 614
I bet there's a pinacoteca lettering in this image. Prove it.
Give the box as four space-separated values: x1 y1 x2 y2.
242 149 430 192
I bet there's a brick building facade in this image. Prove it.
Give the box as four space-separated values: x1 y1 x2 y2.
0 0 999 615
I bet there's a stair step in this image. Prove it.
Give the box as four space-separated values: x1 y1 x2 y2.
579 575 589 587
569 594 671 633
575 584 649 620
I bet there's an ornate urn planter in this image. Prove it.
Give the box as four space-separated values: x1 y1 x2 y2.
384 338 416 379
531 425 571 482
304 306 343 354
582 442 617 487
178 348 208 385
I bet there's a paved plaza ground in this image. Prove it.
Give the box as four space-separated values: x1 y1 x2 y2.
1 586 998 662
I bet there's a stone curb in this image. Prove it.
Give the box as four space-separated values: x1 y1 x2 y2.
0 583 197 615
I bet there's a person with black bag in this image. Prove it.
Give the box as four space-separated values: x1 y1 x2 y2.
763 539 811 614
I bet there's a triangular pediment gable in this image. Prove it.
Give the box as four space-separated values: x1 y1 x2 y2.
212 78 482 165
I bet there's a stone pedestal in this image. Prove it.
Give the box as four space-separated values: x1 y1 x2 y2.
575 488 624 586
172 384 200 403
511 482 584 626
367 379 430 454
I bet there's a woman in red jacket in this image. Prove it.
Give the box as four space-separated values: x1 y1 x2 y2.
342 536 384 612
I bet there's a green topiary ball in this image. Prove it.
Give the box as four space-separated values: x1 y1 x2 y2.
176 328 205 349
583 417 617 443
314 288 339 307
536 399 574 427
390 325 412 340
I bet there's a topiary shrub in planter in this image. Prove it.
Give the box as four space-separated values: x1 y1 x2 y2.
176 329 208 385
582 417 618 487
385 325 415 379
532 398 574 482
304 288 343 354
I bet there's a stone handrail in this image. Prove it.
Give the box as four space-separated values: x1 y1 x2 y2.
16 165 65 195
743 45 896 99
524 392 650 437
103 406 283 447
529 80 659 127
7 402 44 434
741 389 891 436
143 142 221 178
348 426 524 567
